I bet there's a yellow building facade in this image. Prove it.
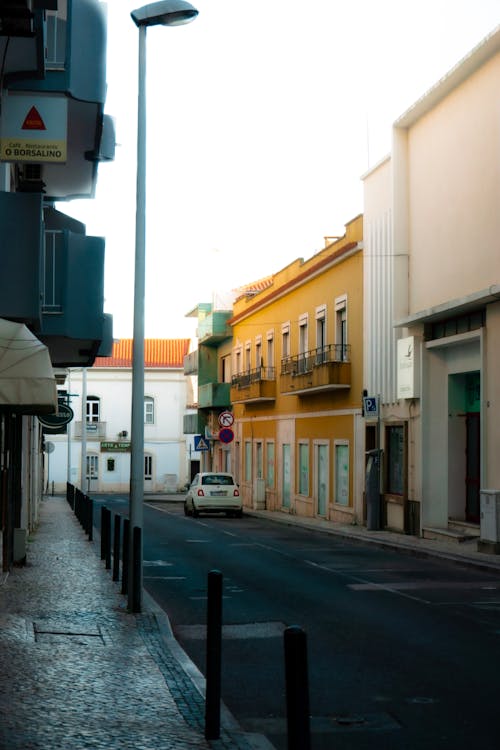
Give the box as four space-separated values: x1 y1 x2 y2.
229 215 364 524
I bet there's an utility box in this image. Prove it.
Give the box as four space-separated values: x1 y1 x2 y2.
478 490 500 554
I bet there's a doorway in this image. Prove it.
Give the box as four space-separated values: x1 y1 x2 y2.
85 454 99 493
465 412 480 522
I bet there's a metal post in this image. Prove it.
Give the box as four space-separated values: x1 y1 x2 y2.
205 569 223 740
113 514 121 582
131 526 142 613
129 21 147 615
121 518 129 596
80 367 87 492
284 626 311 750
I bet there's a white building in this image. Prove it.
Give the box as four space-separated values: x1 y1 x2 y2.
363 25 500 539
46 339 199 494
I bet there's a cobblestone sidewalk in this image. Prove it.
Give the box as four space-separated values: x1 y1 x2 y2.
0 496 264 750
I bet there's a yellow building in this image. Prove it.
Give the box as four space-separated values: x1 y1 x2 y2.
229 215 364 523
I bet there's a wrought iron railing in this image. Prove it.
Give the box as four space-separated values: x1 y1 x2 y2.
281 344 350 375
231 366 276 388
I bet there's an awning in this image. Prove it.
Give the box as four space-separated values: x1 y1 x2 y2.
0 319 57 415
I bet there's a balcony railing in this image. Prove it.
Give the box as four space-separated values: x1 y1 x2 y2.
281 344 350 375
280 344 351 395
232 366 276 388
230 366 276 403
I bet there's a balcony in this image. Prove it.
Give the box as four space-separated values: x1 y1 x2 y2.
198 382 231 410
73 421 107 439
198 311 232 345
231 366 276 404
280 344 351 395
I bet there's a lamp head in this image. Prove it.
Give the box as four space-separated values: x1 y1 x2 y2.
131 0 198 28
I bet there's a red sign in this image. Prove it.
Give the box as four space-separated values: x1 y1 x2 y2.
22 106 46 130
218 427 234 444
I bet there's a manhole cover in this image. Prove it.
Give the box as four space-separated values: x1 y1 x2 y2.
33 621 105 645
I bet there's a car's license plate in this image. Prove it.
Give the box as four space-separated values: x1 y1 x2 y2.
210 490 226 497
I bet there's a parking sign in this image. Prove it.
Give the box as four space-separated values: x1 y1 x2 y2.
363 396 379 418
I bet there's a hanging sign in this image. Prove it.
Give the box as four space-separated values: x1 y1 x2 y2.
0 93 67 163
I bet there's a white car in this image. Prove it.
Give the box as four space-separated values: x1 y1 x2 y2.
184 472 242 518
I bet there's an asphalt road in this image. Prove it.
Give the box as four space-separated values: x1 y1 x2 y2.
93 495 500 750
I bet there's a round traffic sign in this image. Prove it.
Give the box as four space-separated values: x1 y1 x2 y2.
218 427 234 444
218 410 234 428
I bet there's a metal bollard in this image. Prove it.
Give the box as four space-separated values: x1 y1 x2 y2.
284 626 311 750
86 495 94 542
101 507 112 569
205 569 223 741
131 526 142 613
112 514 121 582
121 518 129 596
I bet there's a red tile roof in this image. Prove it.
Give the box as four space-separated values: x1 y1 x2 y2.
93 339 190 369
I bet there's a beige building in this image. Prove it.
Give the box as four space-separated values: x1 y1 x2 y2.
363 25 500 539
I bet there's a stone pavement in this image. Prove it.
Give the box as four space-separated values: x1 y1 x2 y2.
0 496 273 750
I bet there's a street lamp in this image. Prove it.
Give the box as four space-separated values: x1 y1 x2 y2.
129 0 198 612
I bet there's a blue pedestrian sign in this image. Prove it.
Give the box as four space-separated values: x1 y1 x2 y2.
363 396 379 418
194 435 209 451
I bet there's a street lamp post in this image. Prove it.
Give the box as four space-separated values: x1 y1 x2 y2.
129 0 198 612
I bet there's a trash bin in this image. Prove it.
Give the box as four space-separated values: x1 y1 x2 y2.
366 449 381 530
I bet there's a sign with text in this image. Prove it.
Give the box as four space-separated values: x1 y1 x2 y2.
0 93 67 163
100 441 131 453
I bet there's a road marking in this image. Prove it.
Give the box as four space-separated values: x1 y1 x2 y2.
144 575 186 580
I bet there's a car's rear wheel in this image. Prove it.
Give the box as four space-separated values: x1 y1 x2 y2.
192 506 199 518
184 501 190 516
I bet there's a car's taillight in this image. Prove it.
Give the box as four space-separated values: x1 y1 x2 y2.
234 488 240 496
197 489 205 496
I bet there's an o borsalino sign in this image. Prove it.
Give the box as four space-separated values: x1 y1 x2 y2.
100 442 131 453
0 93 68 163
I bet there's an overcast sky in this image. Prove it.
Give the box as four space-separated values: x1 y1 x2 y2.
64 0 500 339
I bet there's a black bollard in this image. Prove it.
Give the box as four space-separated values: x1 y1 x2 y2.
131 526 142 613
121 518 129 596
205 569 223 741
86 495 93 542
284 626 311 750
112 514 121 582
101 507 112 569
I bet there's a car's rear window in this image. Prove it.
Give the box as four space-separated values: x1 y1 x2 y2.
202 475 234 486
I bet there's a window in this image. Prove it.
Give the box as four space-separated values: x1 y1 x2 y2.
282 322 290 358
144 396 154 424
256 441 263 479
335 295 347 361
245 441 252 482
86 396 100 423
255 336 262 370
267 331 274 370
334 442 349 506
298 314 308 373
316 305 327 363
235 348 242 375
144 454 153 481
245 342 251 372
86 454 98 479
221 355 231 383
298 443 309 495
266 442 275 488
